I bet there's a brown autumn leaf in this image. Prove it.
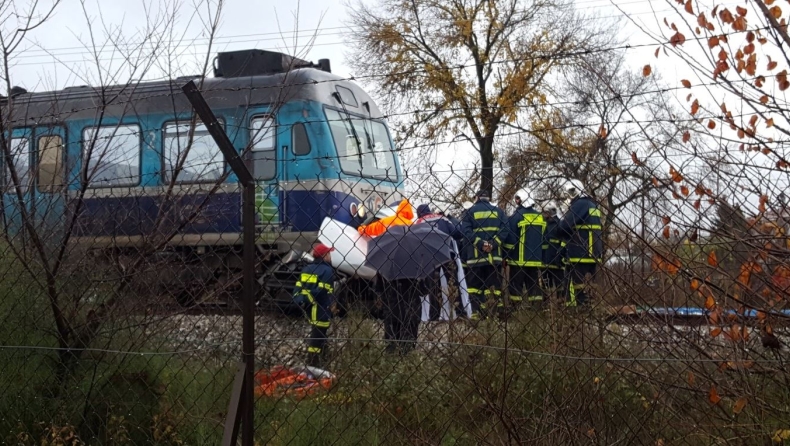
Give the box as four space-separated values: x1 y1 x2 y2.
708 386 721 404
685 0 694 14
781 81 790 91
757 311 767 320
691 278 702 291
771 5 782 18
694 199 701 210
733 397 748 414
687 371 695 385
708 120 716 130
736 6 748 16
643 65 652 76
681 185 690 196
662 226 671 239
631 152 643 165
718 49 728 61
651 177 660 187
720 8 734 23
708 35 719 48
705 295 716 310
599 125 608 138
767 59 778 70
683 131 691 143
711 328 722 339
670 31 686 46
681 79 692 88
691 99 700 115
708 250 719 266
689 229 698 242
767 118 775 128
733 16 747 31
662 216 671 225
670 166 684 183
654 47 660 58
760 95 769 104
746 31 755 42
759 194 769 213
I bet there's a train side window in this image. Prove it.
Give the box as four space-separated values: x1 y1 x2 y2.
37 135 65 193
292 123 311 156
163 121 225 183
250 116 276 180
3 137 31 192
82 125 141 187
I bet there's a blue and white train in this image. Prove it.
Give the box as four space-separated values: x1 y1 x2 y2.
1 49 403 306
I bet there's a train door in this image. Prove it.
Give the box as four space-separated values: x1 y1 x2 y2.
247 114 281 232
2 128 34 235
32 126 67 234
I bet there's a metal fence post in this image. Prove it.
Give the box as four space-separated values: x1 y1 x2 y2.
181 80 256 446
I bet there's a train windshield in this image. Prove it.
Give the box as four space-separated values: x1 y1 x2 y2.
325 108 398 181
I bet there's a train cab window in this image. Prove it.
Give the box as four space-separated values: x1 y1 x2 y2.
163 121 224 183
335 86 358 107
250 116 276 180
82 125 141 187
37 135 65 192
3 137 31 192
292 123 311 156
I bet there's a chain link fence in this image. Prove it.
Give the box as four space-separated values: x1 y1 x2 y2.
2 147 789 445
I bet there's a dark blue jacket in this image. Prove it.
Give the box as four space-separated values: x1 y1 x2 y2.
503 205 545 267
542 215 564 268
416 213 462 239
461 199 508 266
556 196 603 263
292 259 335 326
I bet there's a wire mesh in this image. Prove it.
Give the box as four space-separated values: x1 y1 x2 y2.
3 137 788 445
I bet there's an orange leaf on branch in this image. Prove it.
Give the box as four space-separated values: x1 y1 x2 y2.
631 152 643 165
732 16 747 31
690 278 701 291
662 226 671 239
708 120 717 130
736 6 748 16
685 0 694 14
670 166 684 183
691 99 700 115
770 5 782 18
683 131 691 143
733 397 748 414
694 199 701 210
642 65 652 76
760 95 769 104
681 185 690 196
681 79 691 88
719 8 734 23
705 294 716 310
662 216 671 225
708 250 719 267
670 31 686 47
708 35 719 47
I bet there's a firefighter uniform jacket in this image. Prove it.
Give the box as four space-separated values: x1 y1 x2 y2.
461 200 508 266
503 205 545 267
542 215 564 269
293 259 335 327
556 196 603 264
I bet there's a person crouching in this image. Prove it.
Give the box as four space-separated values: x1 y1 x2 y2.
293 243 336 368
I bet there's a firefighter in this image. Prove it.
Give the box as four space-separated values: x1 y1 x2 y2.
555 179 602 307
541 201 564 302
503 189 545 307
461 189 508 320
292 243 337 368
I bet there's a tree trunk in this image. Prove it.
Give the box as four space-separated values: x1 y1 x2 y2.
479 134 495 197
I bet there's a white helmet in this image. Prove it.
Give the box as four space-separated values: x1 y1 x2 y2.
563 179 585 199
542 200 559 215
462 201 474 210
514 188 535 207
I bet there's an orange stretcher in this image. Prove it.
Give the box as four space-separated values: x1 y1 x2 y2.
357 198 414 237
254 366 335 399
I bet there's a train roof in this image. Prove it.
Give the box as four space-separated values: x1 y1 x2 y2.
2 67 383 126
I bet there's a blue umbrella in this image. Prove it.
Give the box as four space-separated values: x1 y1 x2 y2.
365 224 453 281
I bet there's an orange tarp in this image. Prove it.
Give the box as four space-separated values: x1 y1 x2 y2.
254 366 335 399
357 198 414 237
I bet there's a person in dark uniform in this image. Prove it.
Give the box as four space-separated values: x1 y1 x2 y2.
461 189 508 320
292 243 337 368
555 179 602 307
382 277 426 354
503 189 545 307
541 201 565 302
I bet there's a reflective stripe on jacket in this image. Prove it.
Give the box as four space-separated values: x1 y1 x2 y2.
556 196 603 263
503 205 545 267
461 199 508 266
293 259 335 327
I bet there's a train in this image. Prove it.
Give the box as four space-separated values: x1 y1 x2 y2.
1 49 404 308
